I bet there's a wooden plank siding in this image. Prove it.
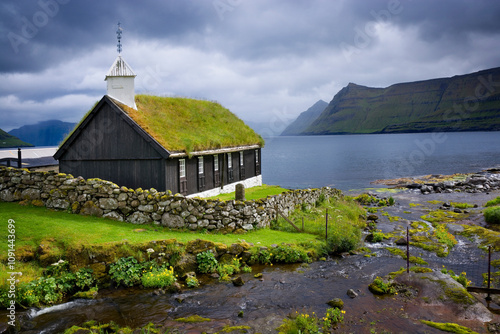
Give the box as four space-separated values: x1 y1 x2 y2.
56 96 263 195
57 102 166 190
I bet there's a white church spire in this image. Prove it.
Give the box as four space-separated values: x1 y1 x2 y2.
105 23 137 109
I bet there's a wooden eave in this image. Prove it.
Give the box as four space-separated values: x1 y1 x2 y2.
168 144 261 158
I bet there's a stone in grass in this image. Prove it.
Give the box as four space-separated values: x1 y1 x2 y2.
232 276 245 286
327 298 344 309
235 183 245 201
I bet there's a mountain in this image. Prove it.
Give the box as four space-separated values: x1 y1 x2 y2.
0 128 33 148
9 120 76 146
301 67 500 135
280 100 328 136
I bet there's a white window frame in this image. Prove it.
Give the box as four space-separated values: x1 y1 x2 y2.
214 155 219 171
227 153 232 169
255 149 259 164
240 151 244 166
198 156 204 175
179 159 186 178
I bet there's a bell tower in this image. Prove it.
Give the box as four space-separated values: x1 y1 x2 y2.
105 23 137 109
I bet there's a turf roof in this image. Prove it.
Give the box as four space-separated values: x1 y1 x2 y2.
114 95 264 154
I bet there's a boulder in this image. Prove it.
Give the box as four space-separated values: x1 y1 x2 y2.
346 289 358 299
327 298 344 309
126 212 152 225
161 212 185 228
99 198 118 210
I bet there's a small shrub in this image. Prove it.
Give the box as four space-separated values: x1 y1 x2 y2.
75 268 95 290
484 206 500 224
141 267 176 289
322 307 345 331
196 251 218 274
369 276 396 295
251 248 272 265
186 276 199 288
109 256 143 287
441 268 471 288
371 231 384 243
433 224 457 249
271 245 309 263
485 196 500 207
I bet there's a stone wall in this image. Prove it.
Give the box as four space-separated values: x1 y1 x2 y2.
0 166 342 232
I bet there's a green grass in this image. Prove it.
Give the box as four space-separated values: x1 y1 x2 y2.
0 201 322 285
0 128 33 148
0 202 318 255
208 184 288 201
118 95 264 154
485 196 500 207
271 196 365 253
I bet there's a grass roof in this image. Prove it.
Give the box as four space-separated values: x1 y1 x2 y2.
115 95 264 154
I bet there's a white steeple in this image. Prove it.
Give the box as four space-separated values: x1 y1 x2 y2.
104 23 137 109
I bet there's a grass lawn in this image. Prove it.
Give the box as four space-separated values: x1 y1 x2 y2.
0 201 323 285
0 201 319 259
208 184 289 201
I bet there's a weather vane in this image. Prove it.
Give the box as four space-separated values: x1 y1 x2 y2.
116 22 123 54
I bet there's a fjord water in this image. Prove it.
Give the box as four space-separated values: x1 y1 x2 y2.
262 132 500 191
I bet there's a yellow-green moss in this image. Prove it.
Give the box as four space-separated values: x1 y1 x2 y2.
175 315 211 323
117 95 264 154
420 320 479 333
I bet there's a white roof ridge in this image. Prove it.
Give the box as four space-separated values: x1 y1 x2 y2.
105 55 136 79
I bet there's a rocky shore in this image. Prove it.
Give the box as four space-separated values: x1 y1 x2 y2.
376 168 500 195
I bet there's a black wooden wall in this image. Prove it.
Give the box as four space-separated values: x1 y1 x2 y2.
58 102 166 190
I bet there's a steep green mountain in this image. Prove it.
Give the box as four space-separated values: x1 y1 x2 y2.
281 100 328 136
9 120 76 147
0 128 33 148
302 67 500 135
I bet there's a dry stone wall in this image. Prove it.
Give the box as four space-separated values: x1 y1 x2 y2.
0 166 342 232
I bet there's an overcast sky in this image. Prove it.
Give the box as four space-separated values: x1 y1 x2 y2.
1 0 499 134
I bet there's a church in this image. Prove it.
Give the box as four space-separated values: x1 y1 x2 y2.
54 26 264 197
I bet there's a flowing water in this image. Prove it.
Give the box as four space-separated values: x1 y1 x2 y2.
3 189 499 333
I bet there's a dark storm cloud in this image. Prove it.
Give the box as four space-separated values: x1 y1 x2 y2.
1 0 500 132
0 0 214 73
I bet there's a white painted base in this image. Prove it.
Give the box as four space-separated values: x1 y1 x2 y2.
187 175 263 199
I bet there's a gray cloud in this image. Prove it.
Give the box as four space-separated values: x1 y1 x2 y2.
1 0 499 132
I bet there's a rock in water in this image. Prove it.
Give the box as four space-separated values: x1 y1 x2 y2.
327 298 344 309
347 289 358 299
232 276 245 286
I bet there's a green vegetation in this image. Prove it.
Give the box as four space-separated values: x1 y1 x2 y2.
441 267 471 288
271 196 365 254
420 210 465 224
175 315 211 323
420 320 479 334
386 247 428 265
461 225 500 251
449 202 475 209
301 68 500 135
0 128 33 148
277 308 345 333
209 184 288 201
485 196 500 207
353 193 394 207
368 276 396 295
196 251 219 274
484 206 500 224
141 266 177 289
0 201 323 304
117 95 264 154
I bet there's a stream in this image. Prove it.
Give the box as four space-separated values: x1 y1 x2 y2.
2 189 500 333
